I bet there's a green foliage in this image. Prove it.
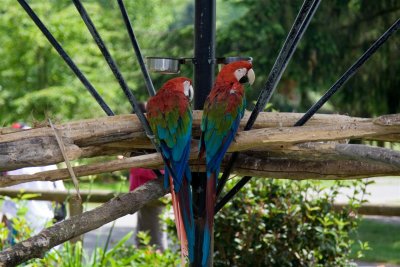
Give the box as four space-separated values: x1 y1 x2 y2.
217 0 400 115
0 0 188 125
2 1 397 123
0 194 37 250
0 196 180 266
213 179 369 267
20 232 180 267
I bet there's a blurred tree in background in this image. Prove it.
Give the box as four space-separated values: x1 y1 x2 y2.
0 0 187 123
0 0 398 125
216 0 400 116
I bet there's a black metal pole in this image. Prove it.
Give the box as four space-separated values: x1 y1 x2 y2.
294 18 400 127
117 0 157 97
71 0 145 125
215 17 400 215
17 0 114 116
192 0 216 266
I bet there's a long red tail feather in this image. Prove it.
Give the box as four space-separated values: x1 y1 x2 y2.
169 176 188 266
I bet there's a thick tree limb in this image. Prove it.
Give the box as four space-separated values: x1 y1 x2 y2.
1 113 400 172
0 152 165 187
333 203 400 217
336 144 400 168
2 143 400 187
0 188 118 203
0 179 167 266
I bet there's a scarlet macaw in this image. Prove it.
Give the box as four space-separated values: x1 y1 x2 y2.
199 61 255 265
147 77 195 264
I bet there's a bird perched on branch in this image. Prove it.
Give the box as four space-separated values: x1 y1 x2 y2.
147 77 195 265
199 61 255 265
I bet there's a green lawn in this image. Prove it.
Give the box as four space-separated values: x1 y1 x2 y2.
352 218 400 264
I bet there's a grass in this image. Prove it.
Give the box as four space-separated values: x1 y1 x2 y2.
351 218 400 264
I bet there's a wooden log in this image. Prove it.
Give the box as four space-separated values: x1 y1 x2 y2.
68 195 83 244
0 179 167 266
1 143 400 187
1 113 400 172
334 203 400 217
0 188 117 202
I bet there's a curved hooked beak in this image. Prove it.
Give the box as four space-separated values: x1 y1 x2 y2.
247 68 255 85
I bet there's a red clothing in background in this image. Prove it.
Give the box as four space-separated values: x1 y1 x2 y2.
129 168 163 191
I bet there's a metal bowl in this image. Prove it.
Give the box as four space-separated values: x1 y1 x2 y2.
146 57 180 74
222 56 253 64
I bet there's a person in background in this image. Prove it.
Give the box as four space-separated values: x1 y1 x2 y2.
129 103 167 250
0 122 66 245
129 168 166 250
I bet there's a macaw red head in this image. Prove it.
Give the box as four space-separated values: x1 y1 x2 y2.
216 61 255 86
160 77 194 102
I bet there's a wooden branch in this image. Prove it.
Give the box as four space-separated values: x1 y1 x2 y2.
1 113 400 172
0 152 165 187
335 144 400 168
0 188 118 203
334 203 400 217
0 179 167 266
232 151 400 180
2 143 400 187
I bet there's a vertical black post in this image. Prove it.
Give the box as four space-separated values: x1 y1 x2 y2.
192 0 216 266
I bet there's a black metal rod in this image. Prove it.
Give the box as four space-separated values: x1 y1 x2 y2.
117 0 156 97
192 0 216 265
216 0 321 198
17 0 114 116
294 18 400 127
215 17 400 215
72 0 168 179
215 176 251 214
72 0 142 119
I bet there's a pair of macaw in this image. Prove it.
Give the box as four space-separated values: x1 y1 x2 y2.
146 61 255 266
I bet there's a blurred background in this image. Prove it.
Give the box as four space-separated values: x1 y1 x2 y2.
0 0 399 125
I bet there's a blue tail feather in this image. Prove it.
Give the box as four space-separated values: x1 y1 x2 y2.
202 171 216 266
178 173 195 262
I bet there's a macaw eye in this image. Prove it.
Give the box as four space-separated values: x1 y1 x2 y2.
234 68 247 82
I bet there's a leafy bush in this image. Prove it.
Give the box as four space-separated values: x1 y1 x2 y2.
23 232 180 267
214 179 369 267
0 196 180 267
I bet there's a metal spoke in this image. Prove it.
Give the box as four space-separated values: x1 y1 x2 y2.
216 0 321 198
17 0 114 116
72 0 172 179
72 0 145 125
294 18 400 127
117 0 156 97
215 18 400 215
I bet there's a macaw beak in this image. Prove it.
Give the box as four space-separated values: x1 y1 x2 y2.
247 68 255 85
